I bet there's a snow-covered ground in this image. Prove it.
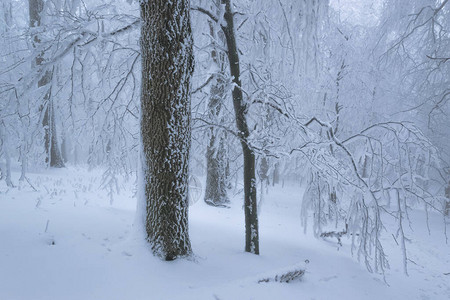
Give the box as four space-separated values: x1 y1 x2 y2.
0 167 449 300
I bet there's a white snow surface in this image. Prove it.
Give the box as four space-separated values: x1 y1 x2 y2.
0 167 449 300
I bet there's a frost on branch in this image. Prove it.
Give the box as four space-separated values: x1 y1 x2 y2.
299 120 446 274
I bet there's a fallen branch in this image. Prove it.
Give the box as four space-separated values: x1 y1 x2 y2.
258 269 305 283
320 224 348 246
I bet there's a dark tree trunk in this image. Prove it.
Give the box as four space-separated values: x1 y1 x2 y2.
29 0 64 168
222 0 259 254
204 6 229 207
140 0 193 260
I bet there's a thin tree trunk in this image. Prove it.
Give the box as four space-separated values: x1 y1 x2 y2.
42 89 64 168
272 162 280 186
445 181 450 216
61 132 68 163
204 131 229 206
0 4 14 187
204 7 229 207
29 0 64 168
0 121 13 187
140 0 193 260
222 0 259 254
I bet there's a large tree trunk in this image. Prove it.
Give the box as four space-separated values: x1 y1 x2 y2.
140 0 193 260
222 0 259 254
204 6 229 207
29 0 64 168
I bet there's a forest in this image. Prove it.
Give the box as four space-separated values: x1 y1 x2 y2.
0 0 449 299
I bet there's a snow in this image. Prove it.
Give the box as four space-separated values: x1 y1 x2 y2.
0 167 449 300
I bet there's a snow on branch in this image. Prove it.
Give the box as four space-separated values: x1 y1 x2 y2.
296 117 446 274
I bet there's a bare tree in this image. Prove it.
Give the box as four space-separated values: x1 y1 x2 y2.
192 0 260 254
221 0 259 254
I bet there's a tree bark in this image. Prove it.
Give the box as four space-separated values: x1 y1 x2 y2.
140 0 193 260
222 0 259 254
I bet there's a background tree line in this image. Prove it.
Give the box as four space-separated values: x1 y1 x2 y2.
0 0 449 271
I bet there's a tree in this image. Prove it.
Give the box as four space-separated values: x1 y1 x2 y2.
192 0 260 254
204 0 230 207
445 181 450 216
0 1 14 187
221 0 259 254
140 0 194 260
295 1 448 274
377 0 450 176
29 0 64 168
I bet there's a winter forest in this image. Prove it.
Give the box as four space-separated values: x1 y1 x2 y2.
0 0 449 299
